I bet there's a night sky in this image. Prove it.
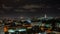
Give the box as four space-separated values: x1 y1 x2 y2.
0 0 60 17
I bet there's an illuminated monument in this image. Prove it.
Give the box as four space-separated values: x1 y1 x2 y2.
44 14 47 18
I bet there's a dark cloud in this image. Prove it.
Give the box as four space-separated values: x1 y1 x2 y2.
0 0 60 17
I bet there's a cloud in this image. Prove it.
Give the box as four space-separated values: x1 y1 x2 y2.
0 10 5 14
23 5 40 9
